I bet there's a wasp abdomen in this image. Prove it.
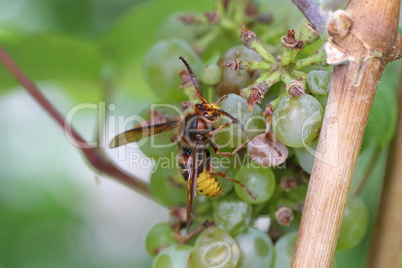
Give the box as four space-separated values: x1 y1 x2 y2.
196 170 223 197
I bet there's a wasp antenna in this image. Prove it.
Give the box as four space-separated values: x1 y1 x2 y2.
179 56 208 103
218 110 248 139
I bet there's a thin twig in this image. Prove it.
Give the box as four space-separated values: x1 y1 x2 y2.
0 46 152 198
353 146 382 196
291 0 328 35
368 66 402 268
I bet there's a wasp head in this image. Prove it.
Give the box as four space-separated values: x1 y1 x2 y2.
195 102 221 121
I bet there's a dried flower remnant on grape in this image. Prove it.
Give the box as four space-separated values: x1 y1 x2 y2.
280 175 298 192
247 104 289 167
247 131 289 167
286 81 306 98
275 206 295 226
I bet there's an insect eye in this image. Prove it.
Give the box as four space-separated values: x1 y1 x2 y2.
204 111 218 120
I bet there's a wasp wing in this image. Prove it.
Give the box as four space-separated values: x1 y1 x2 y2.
186 145 201 237
109 120 180 148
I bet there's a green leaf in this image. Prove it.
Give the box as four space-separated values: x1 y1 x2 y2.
364 61 399 148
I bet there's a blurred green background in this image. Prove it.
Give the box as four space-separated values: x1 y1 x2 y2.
0 0 215 267
0 0 400 267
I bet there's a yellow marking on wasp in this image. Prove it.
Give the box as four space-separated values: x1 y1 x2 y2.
196 169 222 197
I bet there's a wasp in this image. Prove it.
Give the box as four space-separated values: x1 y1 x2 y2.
109 57 254 236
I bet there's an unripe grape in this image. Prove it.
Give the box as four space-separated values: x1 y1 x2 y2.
214 94 265 149
273 94 324 148
337 196 369 251
274 231 337 268
152 244 192 268
273 231 297 268
315 94 329 107
294 140 318 174
234 164 276 204
213 195 252 235
216 45 263 96
157 13 209 43
150 167 187 207
201 64 222 86
144 38 201 102
146 222 177 257
307 70 332 95
234 227 274 268
190 227 240 268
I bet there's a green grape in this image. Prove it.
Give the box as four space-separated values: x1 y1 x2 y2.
201 64 222 86
273 231 337 268
150 167 187 207
273 231 298 268
217 176 234 196
337 196 369 251
190 227 240 268
146 222 177 257
274 231 338 268
294 140 318 174
273 94 324 148
234 227 274 268
315 94 329 107
214 94 265 150
152 244 193 268
216 45 263 96
144 38 201 102
234 164 276 204
211 155 237 196
307 70 331 95
157 13 210 43
213 195 252 235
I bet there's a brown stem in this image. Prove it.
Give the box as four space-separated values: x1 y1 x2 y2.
0 46 152 198
291 0 328 34
368 67 402 268
291 0 400 267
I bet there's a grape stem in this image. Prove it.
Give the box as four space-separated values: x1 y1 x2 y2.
293 49 326 69
291 0 401 267
0 45 153 199
290 0 328 35
269 93 287 110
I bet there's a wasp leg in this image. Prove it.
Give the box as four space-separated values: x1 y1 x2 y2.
172 224 204 244
214 94 228 105
205 150 213 173
172 221 214 244
209 140 248 157
208 171 256 200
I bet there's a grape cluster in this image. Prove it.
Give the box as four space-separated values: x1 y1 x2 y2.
138 1 370 267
